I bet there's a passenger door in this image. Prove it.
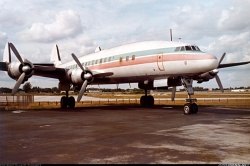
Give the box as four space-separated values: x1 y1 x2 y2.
157 53 165 71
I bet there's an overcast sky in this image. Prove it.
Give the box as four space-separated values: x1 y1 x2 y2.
0 0 249 89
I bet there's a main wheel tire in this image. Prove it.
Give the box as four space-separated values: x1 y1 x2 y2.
183 103 192 115
148 95 154 107
68 96 75 108
140 96 147 107
60 96 68 109
191 103 198 114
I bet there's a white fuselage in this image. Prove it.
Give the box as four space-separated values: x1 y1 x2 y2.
58 41 219 85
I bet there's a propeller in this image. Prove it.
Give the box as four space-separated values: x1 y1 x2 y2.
71 53 93 102
8 43 55 95
9 42 34 95
9 43 24 65
11 58 34 95
215 53 226 93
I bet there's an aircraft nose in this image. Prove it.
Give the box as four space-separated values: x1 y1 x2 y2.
200 53 219 72
207 53 219 69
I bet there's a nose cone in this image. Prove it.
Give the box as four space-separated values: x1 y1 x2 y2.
205 53 219 70
194 53 219 73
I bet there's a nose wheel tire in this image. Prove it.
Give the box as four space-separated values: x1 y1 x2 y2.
183 103 198 115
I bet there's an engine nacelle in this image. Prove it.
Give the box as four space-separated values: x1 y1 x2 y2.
196 69 219 83
70 68 94 85
7 61 34 81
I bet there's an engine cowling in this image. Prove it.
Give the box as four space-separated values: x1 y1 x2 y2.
196 69 219 83
69 68 94 85
7 61 34 81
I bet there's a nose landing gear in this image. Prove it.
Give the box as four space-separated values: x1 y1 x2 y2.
181 78 198 115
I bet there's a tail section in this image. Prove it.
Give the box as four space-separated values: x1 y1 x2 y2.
3 42 11 62
50 44 62 67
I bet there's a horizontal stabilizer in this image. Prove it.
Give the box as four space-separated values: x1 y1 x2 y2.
218 61 250 69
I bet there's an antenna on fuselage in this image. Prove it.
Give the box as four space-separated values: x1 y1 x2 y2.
170 29 173 41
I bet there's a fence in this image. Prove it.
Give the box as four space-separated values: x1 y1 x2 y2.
0 94 34 110
0 96 250 110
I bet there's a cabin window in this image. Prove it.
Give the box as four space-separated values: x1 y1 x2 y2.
92 60 94 65
126 56 129 61
104 58 106 63
95 60 98 64
108 57 111 62
132 55 135 60
120 56 123 62
100 59 102 64
175 47 180 51
180 46 185 51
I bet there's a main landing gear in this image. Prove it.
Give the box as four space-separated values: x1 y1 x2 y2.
181 78 198 115
60 91 76 109
140 89 154 107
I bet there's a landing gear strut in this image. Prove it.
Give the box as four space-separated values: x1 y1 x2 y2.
181 78 198 115
140 89 154 107
60 91 76 109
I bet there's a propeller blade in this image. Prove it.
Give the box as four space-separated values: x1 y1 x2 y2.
218 53 226 65
9 43 24 65
11 73 26 95
215 75 224 93
171 86 176 101
77 80 88 102
71 53 85 72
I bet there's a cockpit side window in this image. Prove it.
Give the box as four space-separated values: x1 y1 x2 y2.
195 46 201 51
180 46 185 51
175 47 180 51
185 46 192 51
174 45 201 52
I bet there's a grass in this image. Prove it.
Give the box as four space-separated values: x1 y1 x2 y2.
1 92 250 111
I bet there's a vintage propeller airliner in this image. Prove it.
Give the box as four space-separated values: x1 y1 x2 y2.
0 39 249 115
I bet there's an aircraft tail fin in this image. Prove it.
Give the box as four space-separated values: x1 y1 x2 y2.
3 42 11 62
50 44 62 67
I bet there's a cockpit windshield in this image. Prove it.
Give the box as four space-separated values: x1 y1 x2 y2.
175 45 201 52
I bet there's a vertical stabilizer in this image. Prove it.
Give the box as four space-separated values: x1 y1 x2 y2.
50 44 62 67
3 43 11 62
